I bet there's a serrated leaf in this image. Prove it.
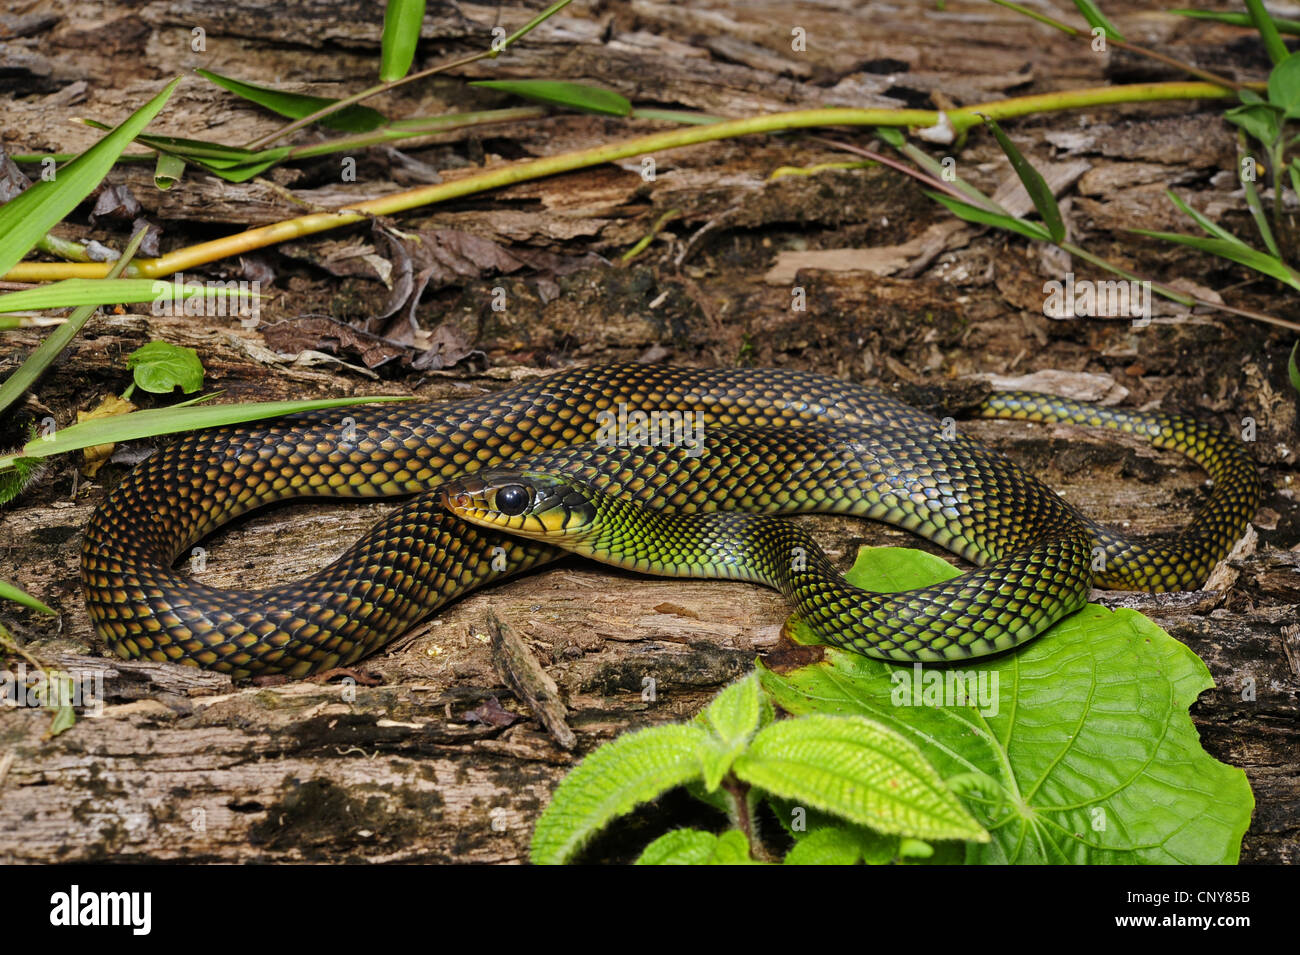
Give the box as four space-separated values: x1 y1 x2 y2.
196 69 387 132
380 0 426 82
733 714 988 842
126 341 204 394
1130 228 1300 290
530 723 711 865
707 829 762 864
470 80 632 117
1269 51 1300 118
635 828 719 865
0 76 180 280
696 675 766 790
1072 0 1125 41
926 191 1053 242
1288 341 1300 394
0 578 55 614
784 826 869 865
982 117 1066 241
760 546 1254 864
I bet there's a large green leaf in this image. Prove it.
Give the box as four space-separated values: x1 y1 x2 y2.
196 69 387 132
530 724 711 865
733 714 988 842
1269 51 1300 118
0 76 180 279
759 547 1254 864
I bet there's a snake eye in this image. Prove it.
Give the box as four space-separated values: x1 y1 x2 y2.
495 484 530 516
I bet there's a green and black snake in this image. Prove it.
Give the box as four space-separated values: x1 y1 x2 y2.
80 363 1259 677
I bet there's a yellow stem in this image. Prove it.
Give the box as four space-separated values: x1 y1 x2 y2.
4 82 1236 283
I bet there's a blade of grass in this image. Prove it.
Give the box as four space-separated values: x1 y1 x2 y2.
1130 228 1300 290
0 395 410 472
197 69 387 132
1289 340 1300 393
1164 190 1246 245
0 77 180 279
0 278 258 313
0 228 148 418
0 579 55 615
470 80 632 116
1173 10 1300 36
380 0 427 82
927 191 1054 241
1072 0 1125 41
980 115 1066 241
1245 0 1289 65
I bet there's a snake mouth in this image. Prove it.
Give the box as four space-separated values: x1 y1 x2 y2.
441 470 599 539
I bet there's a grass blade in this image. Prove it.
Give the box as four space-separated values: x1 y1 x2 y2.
1130 228 1300 290
196 68 387 132
1072 0 1125 41
380 0 427 82
926 191 1053 241
471 80 632 116
0 76 180 279
0 228 148 418
981 116 1066 241
0 579 55 615
0 395 409 472
1289 340 1300 394
0 278 258 313
1172 10 1300 36
1165 190 1246 244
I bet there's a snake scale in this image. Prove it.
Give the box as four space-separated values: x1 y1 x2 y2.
80 363 1259 678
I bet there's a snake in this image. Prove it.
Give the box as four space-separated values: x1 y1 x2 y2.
80 362 1259 678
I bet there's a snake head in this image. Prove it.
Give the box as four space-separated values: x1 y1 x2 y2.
441 470 599 539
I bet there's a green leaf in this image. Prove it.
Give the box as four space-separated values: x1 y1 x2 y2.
981 116 1066 241
154 152 186 190
1288 341 1300 394
126 341 205 394
874 125 906 147
1269 51 1300 118
380 0 426 82
196 69 387 132
706 829 763 864
0 395 409 472
470 80 632 117
0 227 148 419
0 578 55 615
530 724 711 865
0 76 180 280
0 278 256 313
1130 228 1300 290
760 546 1255 864
1172 9 1300 36
784 826 882 865
1246 0 1290 66
695 673 767 790
926 191 1053 242
733 714 988 842
635 829 719 865
1164 190 1244 245
1072 0 1124 41
1224 103 1282 146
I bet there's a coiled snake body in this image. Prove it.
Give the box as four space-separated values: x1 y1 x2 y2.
81 363 1259 677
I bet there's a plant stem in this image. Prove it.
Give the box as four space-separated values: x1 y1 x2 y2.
243 0 575 149
3 82 1236 284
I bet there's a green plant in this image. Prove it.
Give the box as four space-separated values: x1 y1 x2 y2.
533 548 1253 865
530 671 987 865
